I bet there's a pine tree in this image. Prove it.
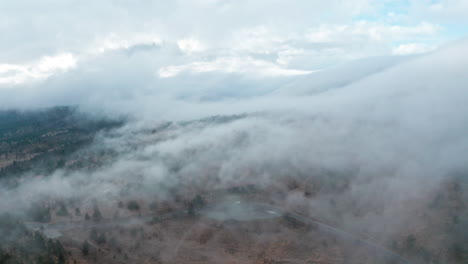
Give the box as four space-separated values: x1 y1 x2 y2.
92 205 102 222
81 240 90 256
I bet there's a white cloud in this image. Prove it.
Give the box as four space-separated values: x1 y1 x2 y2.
177 38 206 54
276 47 305 66
91 33 163 54
0 53 76 85
229 26 290 54
158 56 313 78
306 21 440 44
392 43 435 55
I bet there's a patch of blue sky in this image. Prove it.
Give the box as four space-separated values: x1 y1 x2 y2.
442 24 468 40
380 0 411 15
352 0 410 22
390 24 466 52
352 0 466 48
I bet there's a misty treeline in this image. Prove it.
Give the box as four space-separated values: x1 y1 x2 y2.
0 214 66 264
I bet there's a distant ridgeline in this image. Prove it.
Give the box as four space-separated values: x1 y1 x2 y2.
0 106 123 181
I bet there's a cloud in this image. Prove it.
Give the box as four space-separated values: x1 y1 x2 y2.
90 33 163 55
392 43 436 55
177 38 206 54
306 21 439 44
1 0 462 97
0 53 76 85
159 56 313 78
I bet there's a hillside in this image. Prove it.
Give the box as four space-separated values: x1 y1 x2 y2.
0 110 466 263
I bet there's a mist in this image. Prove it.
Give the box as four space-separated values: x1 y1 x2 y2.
1 1 468 263
1 38 467 232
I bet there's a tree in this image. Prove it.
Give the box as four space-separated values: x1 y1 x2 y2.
127 200 140 211
30 205 51 223
53 240 66 264
92 205 102 222
96 233 107 245
406 234 416 250
109 237 119 249
56 203 69 216
90 228 99 242
90 228 106 245
188 195 206 215
0 249 12 263
188 203 195 216
193 195 205 208
81 240 90 256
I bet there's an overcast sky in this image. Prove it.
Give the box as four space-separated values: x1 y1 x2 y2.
0 0 467 116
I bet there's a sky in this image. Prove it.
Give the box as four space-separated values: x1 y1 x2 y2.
0 0 467 114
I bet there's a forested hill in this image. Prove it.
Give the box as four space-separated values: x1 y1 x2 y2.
0 107 122 180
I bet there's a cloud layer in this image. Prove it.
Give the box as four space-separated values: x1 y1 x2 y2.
1 0 466 111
